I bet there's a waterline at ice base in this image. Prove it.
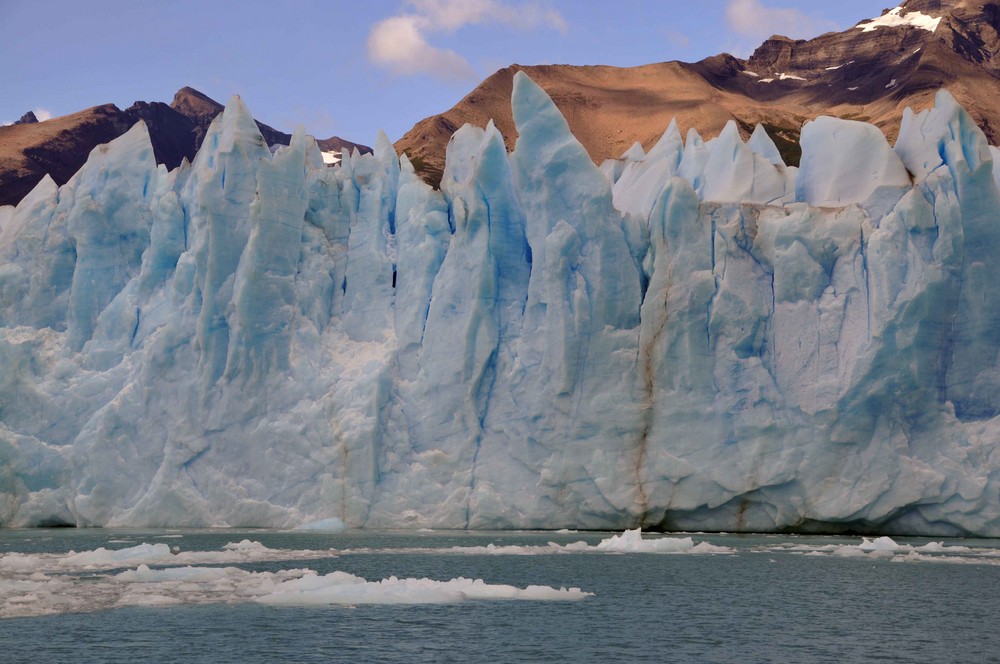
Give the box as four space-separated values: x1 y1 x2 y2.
4 72 1000 535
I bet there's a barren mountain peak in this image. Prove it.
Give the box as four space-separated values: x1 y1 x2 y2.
170 86 224 119
173 85 214 100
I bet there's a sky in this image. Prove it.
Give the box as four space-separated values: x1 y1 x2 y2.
0 0 892 145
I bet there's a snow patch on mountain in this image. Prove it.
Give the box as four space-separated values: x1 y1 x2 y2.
857 6 942 33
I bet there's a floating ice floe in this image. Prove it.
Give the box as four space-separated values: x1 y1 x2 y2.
0 540 336 573
766 536 1000 565
257 572 591 606
0 539 594 618
591 528 733 554
0 562 591 618
334 529 734 556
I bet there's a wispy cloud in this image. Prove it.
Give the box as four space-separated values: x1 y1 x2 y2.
663 28 691 51
725 0 837 48
368 15 477 79
367 0 566 80
407 0 566 32
276 108 341 139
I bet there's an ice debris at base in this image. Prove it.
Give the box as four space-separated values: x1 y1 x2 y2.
0 539 594 618
333 528 732 556
6 75 1000 535
4 531 1000 618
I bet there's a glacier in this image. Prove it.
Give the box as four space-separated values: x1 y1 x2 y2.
3 72 1000 535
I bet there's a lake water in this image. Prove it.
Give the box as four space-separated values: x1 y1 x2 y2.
2 528 999 663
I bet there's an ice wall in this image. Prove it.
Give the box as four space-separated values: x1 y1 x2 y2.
3 78 1000 536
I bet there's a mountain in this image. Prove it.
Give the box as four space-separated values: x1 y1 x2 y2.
3 70 1000 535
0 86 371 207
167 86 372 158
395 0 1000 186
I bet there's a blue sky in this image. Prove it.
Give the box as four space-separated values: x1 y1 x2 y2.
1 0 890 144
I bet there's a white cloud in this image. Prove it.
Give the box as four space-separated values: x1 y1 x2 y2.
725 0 837 43
663 28 691 50
368 15 477 79
368 0 566 80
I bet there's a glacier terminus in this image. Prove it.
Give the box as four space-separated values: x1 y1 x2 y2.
3 72 1000 535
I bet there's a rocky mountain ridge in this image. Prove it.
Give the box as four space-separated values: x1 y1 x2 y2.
0 87 371 207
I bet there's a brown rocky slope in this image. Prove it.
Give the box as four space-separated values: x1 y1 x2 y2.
395 0 1000 186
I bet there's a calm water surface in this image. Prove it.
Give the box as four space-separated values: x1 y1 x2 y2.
2 529 999 663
